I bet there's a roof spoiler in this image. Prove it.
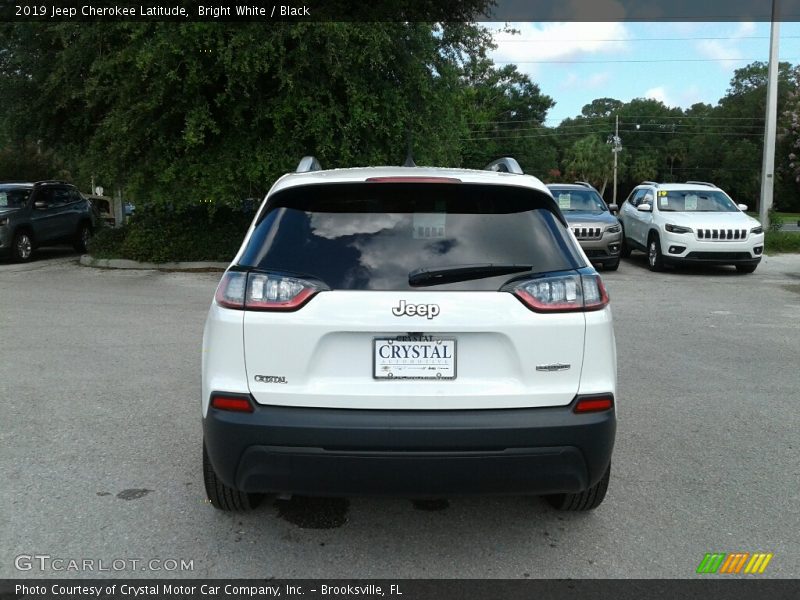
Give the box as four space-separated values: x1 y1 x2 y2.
296 156 322 173
484 157 523 175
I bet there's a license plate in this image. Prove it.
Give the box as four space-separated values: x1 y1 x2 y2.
373 337 456 380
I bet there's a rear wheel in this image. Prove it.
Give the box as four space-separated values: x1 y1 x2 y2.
647 233 665 272
74 222 92 253
736 264 758 274
546 464 610 511
203 442 263 511
12 230 34 262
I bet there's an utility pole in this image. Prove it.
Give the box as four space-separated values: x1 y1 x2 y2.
608 115 622 205
760 1 780 229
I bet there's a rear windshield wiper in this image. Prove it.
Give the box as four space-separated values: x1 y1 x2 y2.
408 263 533 287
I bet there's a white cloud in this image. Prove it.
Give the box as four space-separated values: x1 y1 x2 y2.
695 22 756 68
587 72 611 88
644 86 672 105
678 84 707 107
558 71 610 91
489 22 631 71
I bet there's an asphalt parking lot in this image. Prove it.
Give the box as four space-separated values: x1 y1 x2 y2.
1 250 799 579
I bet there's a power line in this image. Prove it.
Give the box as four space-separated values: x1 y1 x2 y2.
493 57 800 64
469 115 767 125
461 130 771 140
491 35 800 43
469 123 767 133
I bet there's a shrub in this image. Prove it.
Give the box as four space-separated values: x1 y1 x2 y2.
767 208 783 233
87 226 128 259
87 205 253 263
765 231 800 254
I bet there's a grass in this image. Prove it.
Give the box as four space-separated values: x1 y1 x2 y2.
747 211 800 222
765 231 800 254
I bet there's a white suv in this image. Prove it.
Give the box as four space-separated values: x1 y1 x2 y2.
201 157 617 512
618 181 765 273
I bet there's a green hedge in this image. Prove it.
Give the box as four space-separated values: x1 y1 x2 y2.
88 206 253 263
765 231 800 254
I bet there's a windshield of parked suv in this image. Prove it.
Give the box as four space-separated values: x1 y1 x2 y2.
656 190 739 212
550 188 608 213
0 186 31 209
239 182 584 291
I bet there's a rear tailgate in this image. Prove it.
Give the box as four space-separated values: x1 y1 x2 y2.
244 290 585 409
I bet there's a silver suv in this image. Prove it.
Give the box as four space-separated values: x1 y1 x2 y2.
547 183 622 271
0 181 95 262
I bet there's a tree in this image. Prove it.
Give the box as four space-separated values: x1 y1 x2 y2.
459 56 556 175
0 20 503 207
581 98 623 118
564 135 614 193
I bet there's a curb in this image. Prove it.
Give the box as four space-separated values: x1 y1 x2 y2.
79 255 229 271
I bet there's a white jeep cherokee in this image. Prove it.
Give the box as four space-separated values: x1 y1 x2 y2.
618 181 765 273
201 157 617 511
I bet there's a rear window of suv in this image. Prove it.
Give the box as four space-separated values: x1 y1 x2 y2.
238 182 584 291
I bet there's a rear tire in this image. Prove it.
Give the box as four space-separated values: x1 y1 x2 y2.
604 259 620 271
12 230 34 262
73 222 92 253
203 442 263 511
736 264 758 274
546 464 610 511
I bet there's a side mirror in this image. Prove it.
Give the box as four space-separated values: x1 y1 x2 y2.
608 203 619 213
737 203 748 211
34 201 48 210
637 203 652 212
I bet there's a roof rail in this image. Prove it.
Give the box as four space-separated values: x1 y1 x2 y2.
685 180 716 187
574 181 595 189
33 180 71 186
640 181 659 187
484 157 523 175
296 156 322 173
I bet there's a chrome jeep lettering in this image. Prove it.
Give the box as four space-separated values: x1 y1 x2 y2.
391 300 440 319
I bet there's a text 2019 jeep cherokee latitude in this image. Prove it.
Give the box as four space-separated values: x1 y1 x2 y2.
201 158 617 512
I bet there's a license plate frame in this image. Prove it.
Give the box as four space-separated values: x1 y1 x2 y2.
372 337 457 380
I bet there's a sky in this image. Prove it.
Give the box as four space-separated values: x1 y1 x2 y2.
485 21 800 124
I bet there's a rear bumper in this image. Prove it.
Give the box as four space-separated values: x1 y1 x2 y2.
203 399 616 497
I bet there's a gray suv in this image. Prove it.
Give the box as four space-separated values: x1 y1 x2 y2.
547 183 622 271
0 181 95 262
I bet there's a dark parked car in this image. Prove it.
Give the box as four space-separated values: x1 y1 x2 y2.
547 183 623 271
0 181 96 262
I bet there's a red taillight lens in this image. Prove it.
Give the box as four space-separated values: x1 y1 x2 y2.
214 271 247 309
210 394 254 413
214 271 322 311
573 395 614 414
512 273 609 313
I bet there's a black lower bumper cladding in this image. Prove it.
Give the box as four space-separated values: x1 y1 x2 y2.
203 398 616 496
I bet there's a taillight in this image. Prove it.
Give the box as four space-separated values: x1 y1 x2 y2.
573 394 614 413
210 394 254 413
511 273 608 313
214 271 247 309
214 271 323 311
